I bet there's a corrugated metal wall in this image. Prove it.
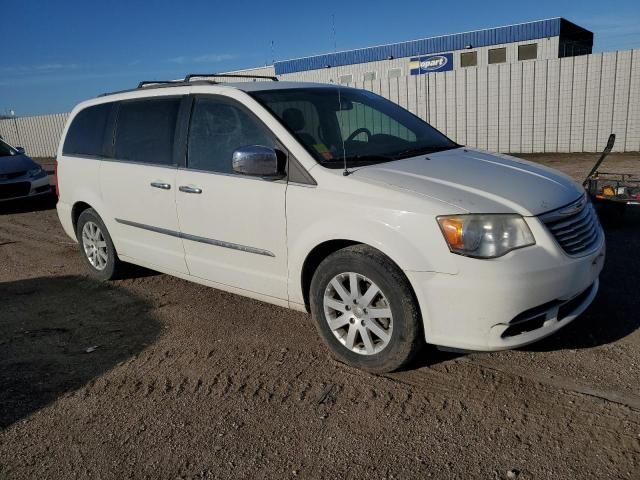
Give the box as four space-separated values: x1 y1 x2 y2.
2 48 639 157
298 48 640 153
0 112 68 157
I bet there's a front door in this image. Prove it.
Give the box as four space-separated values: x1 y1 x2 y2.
175 95 288 300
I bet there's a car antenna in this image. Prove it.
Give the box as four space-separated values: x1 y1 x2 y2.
270 39 276 66
331 14 349 176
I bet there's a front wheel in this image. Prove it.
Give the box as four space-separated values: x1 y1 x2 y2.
309 245 423 373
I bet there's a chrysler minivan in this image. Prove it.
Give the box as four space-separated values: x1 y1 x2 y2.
56 75 605 372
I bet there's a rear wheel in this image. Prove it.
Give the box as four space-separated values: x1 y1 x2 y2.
76 208 123 280
310 245 423 373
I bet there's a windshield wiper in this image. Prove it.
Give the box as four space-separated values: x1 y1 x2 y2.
391 144 459 159
324 154 394 165
346 154 394 163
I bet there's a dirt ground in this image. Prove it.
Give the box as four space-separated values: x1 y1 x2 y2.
0 153 638 479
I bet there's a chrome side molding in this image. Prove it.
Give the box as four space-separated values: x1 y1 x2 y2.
115 218 275 257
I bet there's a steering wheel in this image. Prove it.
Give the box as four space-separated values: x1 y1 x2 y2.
345 128 372 142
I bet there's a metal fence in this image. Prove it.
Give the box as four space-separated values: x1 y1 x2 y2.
0 112 68 158
343 48 640 154
1 48 638 158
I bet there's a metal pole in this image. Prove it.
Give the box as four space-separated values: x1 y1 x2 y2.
10 110 22 147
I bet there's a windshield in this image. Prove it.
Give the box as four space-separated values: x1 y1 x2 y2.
251 87 458 168
0 139 17 157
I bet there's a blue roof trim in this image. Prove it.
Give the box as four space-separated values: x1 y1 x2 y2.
275 18 564 75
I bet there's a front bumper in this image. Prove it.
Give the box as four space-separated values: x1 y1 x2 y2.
0 174 51 202
406 218 606 351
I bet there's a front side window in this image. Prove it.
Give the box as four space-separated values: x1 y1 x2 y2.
0 139 16 157
63 103 113 156
251 88 458 168
187 97 275 174
114 98 180 165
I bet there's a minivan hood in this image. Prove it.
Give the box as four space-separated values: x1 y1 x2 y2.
0 154 36 175
352 148 584 216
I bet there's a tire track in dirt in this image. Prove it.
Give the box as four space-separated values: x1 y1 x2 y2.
2 195 640 478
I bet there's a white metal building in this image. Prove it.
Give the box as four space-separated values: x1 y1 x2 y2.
3 18 640 156
237 18 593 83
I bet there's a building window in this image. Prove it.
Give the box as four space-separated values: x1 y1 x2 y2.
363 71 377 82
488 47 507 64
388 68 402 79
339 74 353 84
460 51 477 68
518 43 538 61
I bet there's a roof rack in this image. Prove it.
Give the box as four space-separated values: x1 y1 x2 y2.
101 72 278 97
136 73 278 89
183 73 279 82
137 80 183 88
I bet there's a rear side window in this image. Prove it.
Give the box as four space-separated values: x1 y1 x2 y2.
63 103 113 156
114 98 181 165
187 97 275 174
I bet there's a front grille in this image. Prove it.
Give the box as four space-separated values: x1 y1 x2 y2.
540 196 601 256
0 171 27 181
0 182 31 199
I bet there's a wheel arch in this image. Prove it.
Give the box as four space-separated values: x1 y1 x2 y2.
301 239 359 311
71 201 94 237
299 239 418 314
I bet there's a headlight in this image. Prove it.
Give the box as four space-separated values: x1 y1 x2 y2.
437 214 535 258
28 166 44 178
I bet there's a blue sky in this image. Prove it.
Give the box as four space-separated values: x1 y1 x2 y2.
2 0 639 116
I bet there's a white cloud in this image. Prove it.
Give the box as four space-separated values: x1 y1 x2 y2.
0 63 79 75
168 53 235 64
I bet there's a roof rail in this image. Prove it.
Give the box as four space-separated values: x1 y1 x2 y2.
137 80 182 88
101 72 278 97
183 73 279 82
137 74 278 89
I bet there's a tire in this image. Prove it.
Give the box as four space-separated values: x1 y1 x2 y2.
309 244 423 373
76 208 123 281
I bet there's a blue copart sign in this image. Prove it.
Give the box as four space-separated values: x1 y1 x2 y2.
409 53 454 74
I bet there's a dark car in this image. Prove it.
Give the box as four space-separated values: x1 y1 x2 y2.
0 138 51 202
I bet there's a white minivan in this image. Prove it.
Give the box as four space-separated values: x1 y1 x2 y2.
56 75 605 372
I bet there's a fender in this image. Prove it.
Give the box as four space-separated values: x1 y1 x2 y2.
286 185 461 307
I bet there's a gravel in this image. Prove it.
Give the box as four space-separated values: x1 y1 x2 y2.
0 153 638 479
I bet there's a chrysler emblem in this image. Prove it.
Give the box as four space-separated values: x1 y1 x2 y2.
558 196 587 216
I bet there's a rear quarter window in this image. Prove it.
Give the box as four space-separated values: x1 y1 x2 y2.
62 103 113 156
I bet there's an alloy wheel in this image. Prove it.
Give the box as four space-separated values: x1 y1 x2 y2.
323 272 393 355
81 221 108 271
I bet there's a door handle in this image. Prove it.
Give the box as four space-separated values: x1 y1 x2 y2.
179 186 203 194
150 182 171 190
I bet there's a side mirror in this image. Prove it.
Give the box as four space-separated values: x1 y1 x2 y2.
232 145 283 178
16 146 25 154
